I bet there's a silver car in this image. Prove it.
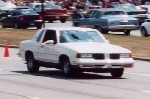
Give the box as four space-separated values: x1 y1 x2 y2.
140 19 150 37
73 8 139 35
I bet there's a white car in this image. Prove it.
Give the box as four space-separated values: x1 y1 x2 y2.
140 5 150 14
140 19 150 37
19 27 134 77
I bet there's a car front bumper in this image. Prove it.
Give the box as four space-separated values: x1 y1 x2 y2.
44 15 68 20
71 58 134 69
18 20 42 28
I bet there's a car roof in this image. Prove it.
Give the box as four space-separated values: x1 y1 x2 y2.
91 8 124 12
41 27 98 31
14 6 30 9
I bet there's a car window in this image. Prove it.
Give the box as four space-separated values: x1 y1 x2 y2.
20 9 37 15
35 4 61 11
93 11 100 18
36 30 45 42
11 11 21 16
103 11 126 15
59 30 106 43
115 4 143 11
86 11 94 18
43 30 57 44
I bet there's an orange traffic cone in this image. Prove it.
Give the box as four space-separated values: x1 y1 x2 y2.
4 45 9 57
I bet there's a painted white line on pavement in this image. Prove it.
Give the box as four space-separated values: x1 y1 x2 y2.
27 96 42 99
142 91 150 94
125 72 150 77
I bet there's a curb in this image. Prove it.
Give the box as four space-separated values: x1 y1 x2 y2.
133 57 150 62
0 44 19 48
0 44 150 62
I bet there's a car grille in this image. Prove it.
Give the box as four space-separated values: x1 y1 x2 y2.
92 54 120 60
92 54 104 59
109 54 120 59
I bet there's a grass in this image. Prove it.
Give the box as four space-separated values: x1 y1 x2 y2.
0 28 150 58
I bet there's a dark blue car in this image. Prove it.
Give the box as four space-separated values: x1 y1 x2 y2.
0 9 42 29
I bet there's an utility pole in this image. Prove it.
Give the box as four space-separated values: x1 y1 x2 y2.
41 0 45 28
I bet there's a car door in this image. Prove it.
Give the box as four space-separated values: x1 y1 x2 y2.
33 29 46 61
83 10 96 28
84 10 100 28
77 10 94 27
89 11 101 28
7 11 19 27
39 30 59 63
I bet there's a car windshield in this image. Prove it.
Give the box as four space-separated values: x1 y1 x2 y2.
60 30 106 43
103 11 126 15
20 9 37 15
35 4 61 10
115 4 142 11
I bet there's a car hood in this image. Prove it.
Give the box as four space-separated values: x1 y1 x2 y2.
59 42 131 53
102 15 136 21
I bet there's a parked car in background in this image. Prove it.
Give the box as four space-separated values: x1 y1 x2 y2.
0 9 42 29
108 3 148 25
140 19 150 37
19 27 134 77
73 8 139 35
29 3 69 23
140 5 150 14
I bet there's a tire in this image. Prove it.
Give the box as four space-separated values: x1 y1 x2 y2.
48 20 53 23
26 53 40 73
36 25 42 29
22 26 27 29
141 27 148 37
124 30 131 36
60 19 66 23
62 58 73 77
73 22 79 27
14 23 20 29
110 68 124 78
1 23 5 28
101 29 109 34
95 25 108 34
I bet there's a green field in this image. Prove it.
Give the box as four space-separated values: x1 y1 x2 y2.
0 28 150 58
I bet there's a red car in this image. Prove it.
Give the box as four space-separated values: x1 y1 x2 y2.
30 3 69 23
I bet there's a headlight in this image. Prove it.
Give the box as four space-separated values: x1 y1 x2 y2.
120 53 132 58
76 53 93 58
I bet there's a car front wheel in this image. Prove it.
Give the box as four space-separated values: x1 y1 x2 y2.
124 30 130 36
62 58 72 77
1 23 6 28
27 54 39 73
14 23 21 29
36 25 42 29
60 19 66 23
